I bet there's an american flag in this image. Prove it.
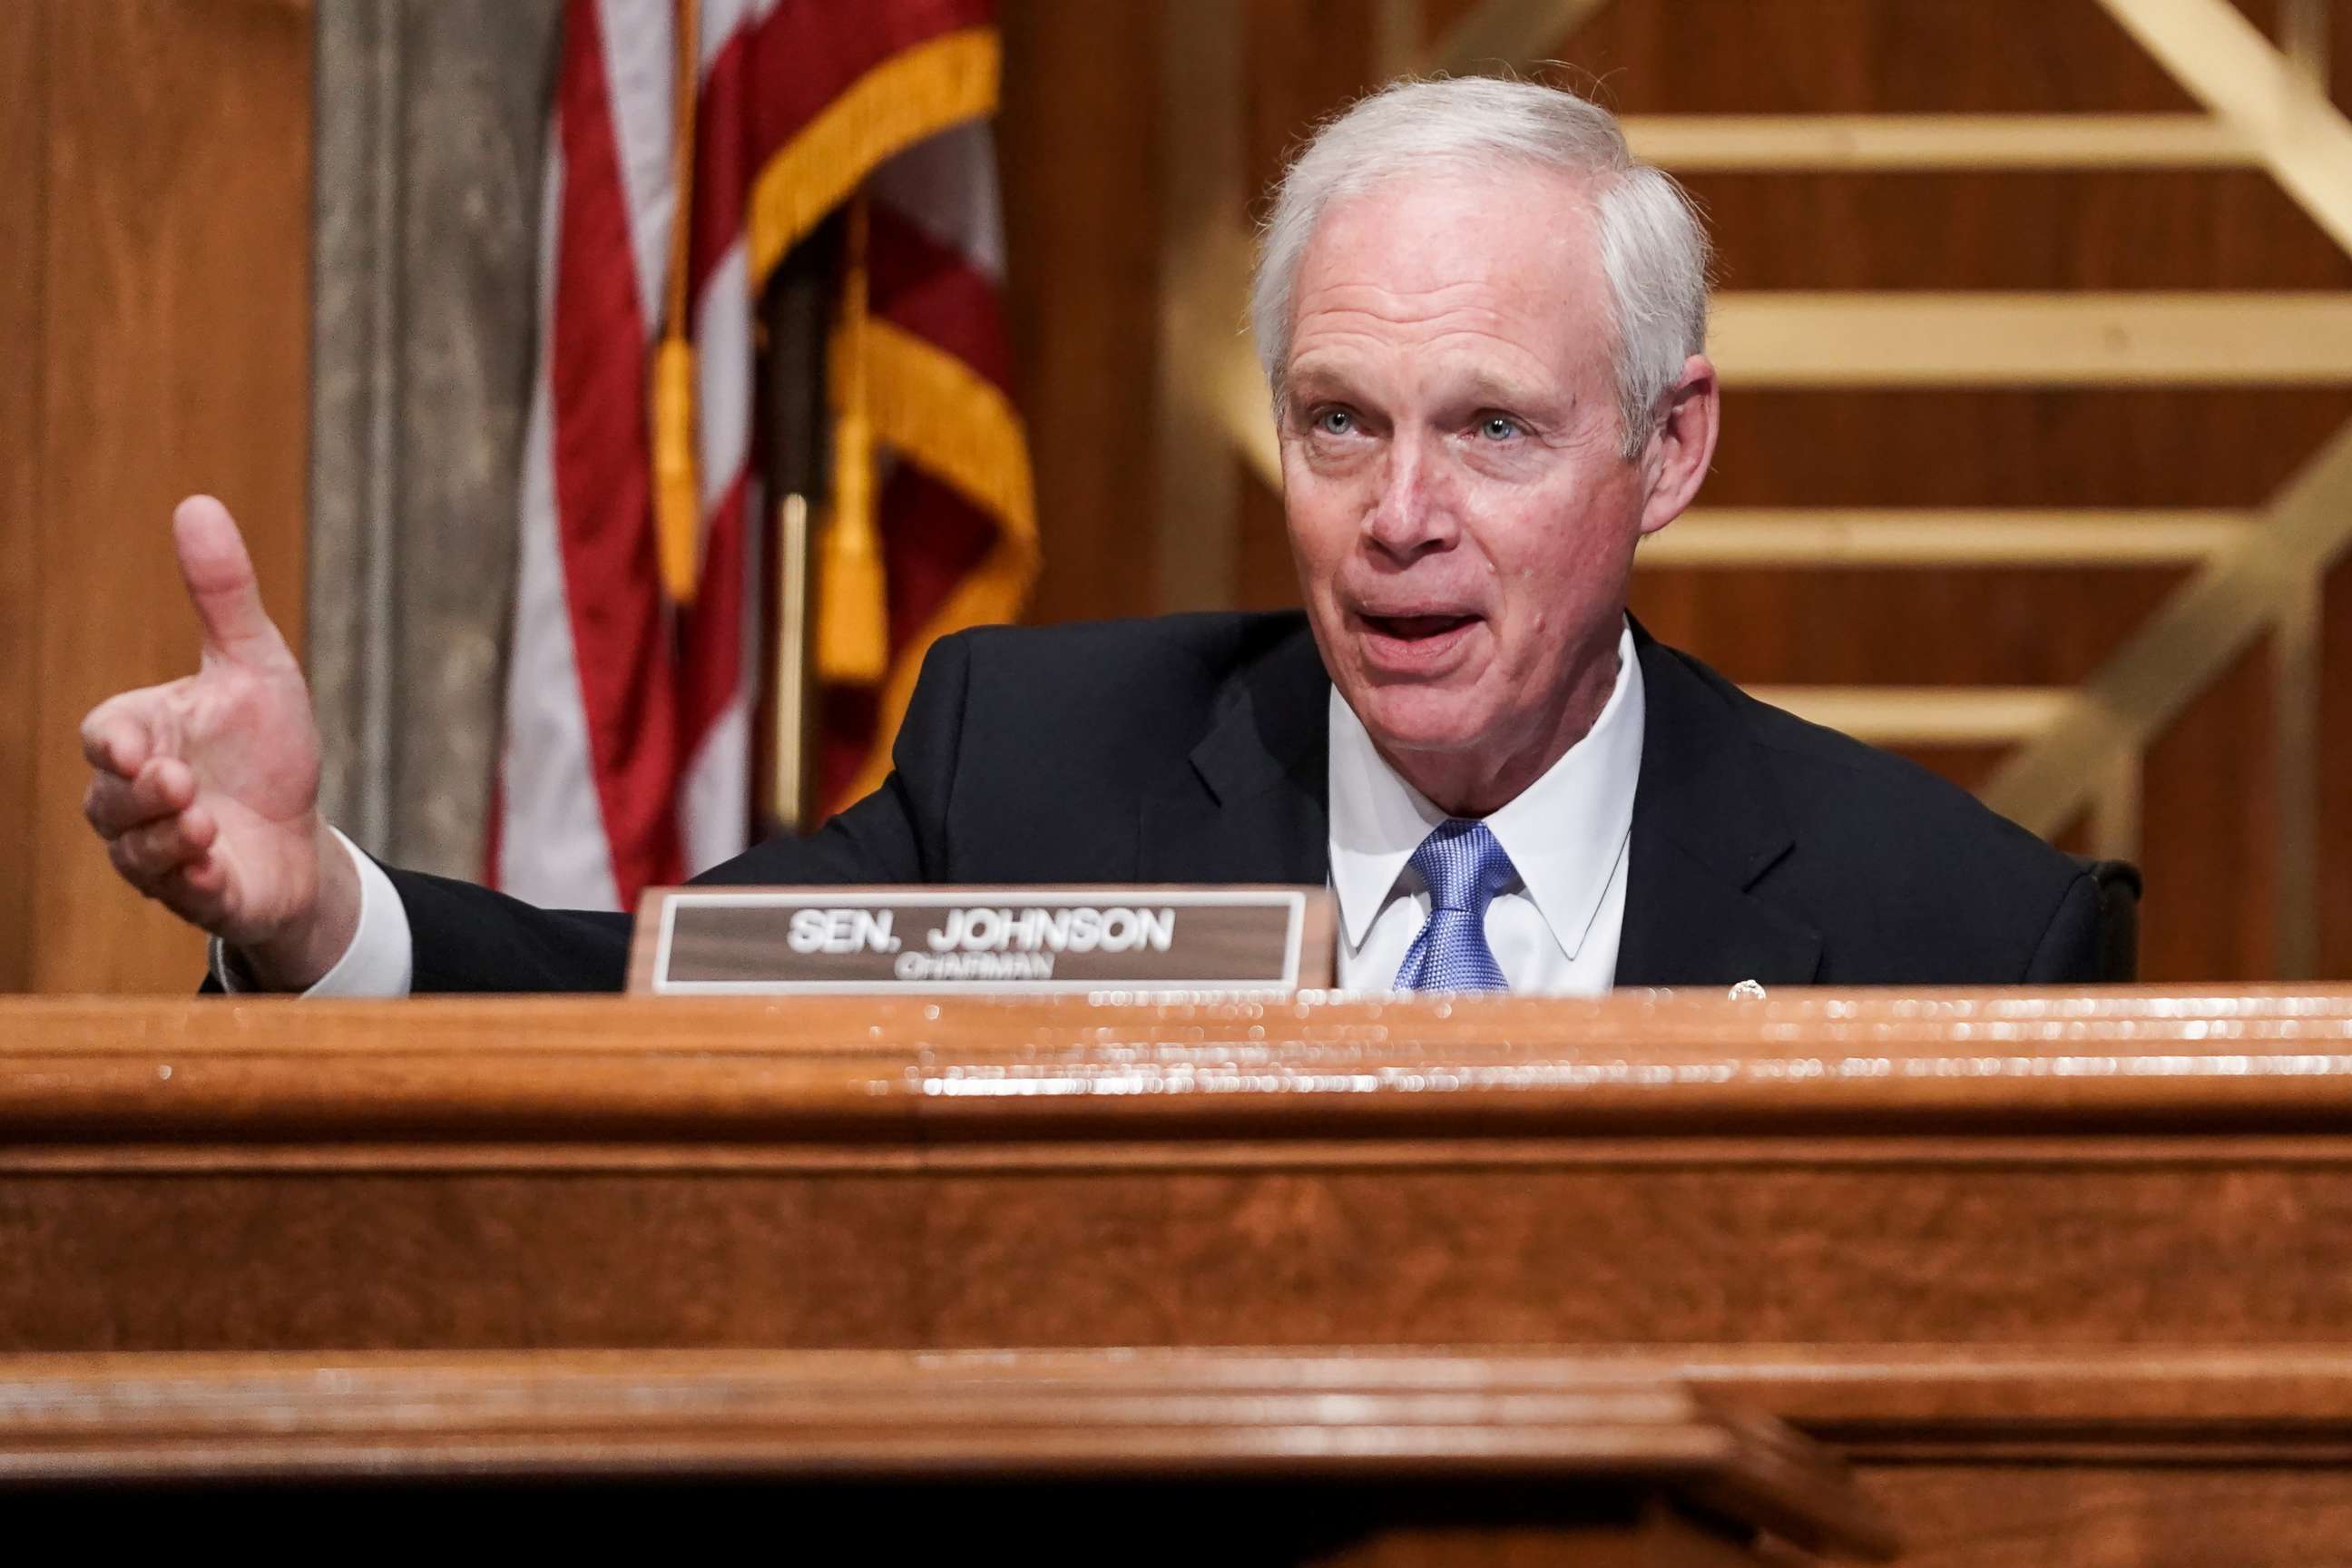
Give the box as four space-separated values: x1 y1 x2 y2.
493 0 1035 909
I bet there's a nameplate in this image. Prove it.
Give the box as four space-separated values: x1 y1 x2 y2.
626 885 1336 995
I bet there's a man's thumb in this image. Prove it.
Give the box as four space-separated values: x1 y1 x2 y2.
172 495 285 664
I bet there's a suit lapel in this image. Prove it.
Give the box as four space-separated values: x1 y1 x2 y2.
1137 621 1333 886
1130 615 1823 982
1613 626 1823 987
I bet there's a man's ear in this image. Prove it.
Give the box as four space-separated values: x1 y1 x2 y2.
1636 354 1720 537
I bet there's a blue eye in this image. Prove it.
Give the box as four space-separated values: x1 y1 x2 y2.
1315 407 1356 436
1477 415 1523 441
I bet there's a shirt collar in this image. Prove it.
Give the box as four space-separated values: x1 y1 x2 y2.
1326 620 1646 959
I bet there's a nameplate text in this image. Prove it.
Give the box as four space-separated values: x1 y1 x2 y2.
627 886 1334 995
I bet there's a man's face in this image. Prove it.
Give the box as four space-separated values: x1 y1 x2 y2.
1279 168 1694 811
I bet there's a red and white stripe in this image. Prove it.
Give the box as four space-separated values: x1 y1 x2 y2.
495 0 773 909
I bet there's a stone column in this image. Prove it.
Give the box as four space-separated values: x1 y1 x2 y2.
308 0 562 877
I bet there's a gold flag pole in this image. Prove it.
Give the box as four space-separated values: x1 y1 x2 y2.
756 206 838 834
766 194 888 832
769 492 817 831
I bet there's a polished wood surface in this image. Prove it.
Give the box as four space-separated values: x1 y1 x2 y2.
6 989 2352 1559
0 1347 1895 1558
8 988 2352 1139
8 1341 2349 1475
0 0 311 994
0 1364 1863 1564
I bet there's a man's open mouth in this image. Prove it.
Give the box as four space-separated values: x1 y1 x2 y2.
1360 612 1477 641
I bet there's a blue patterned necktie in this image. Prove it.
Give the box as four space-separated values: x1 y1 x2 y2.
1393 818 1515 993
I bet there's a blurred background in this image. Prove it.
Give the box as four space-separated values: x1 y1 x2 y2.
6 0 2352 993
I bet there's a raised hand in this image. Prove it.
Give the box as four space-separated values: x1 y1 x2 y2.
79 495 358 990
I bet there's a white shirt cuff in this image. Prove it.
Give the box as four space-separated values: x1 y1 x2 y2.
209 828 415 997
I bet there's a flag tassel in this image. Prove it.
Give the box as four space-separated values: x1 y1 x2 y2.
818 193 890 685
652 0 702 608
652 337 700 604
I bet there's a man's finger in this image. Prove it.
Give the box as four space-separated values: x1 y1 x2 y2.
172 495 288 667
108 806 218 885
78 698 160 778
83 759 195 838
153 853 234 933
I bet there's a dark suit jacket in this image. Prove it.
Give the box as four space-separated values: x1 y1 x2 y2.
387 612 2101 991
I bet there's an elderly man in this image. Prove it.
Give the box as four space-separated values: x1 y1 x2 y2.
80 77 2100 994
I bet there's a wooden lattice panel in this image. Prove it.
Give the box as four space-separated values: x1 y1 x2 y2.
1153 0 2352 978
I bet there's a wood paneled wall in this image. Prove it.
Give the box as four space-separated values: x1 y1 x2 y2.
0 3 47 993
996 2 1163 628
997 0 2352 984
0 0 311 993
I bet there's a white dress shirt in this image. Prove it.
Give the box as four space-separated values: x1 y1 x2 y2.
211 828 413 996
1327 620 1643 995
223 624 1644 998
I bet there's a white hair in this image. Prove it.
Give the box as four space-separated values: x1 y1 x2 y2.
1251 76 1711 459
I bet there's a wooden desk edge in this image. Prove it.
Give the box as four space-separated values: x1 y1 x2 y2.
0 1347 1898 1559
6 989 2352 1145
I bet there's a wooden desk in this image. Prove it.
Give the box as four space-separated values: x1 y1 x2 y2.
6 988 2352 1563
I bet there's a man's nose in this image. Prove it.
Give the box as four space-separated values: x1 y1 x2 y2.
1363 437 1458 559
